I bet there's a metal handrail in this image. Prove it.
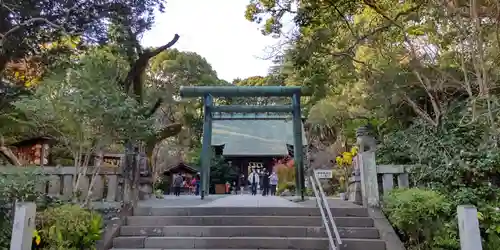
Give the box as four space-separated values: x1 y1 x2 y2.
313 174 342 245
309 176 336 250
309 174 342 249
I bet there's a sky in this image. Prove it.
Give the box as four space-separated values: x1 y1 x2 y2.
141 0 279 82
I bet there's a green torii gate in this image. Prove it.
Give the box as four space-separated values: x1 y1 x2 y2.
179 86 308 200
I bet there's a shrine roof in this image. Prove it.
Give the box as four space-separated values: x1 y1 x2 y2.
211 119 307 156
9 136 55 147
164 162 199 174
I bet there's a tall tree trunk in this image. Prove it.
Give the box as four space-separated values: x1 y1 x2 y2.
120 34 180 208
0 136 21 165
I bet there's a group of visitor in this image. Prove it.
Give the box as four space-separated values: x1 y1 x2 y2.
172 173 201 196
170 169 279 196
247 168 279 196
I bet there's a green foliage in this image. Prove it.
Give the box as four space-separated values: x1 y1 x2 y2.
36 204 103 250
185 146 202 165
304 187 313 196
0 168 49 248
245 0 500 248
276 164 296 195
188 148 237 190
378 109 500 248
13 47 155 148
209 156 237 186
277 181 296 195
383 188 459 250
1 0 167 71
154 189 164 199
276 164 295 194
378 111 500 205
149 49 219 88
477 203 500 250
146 49 224 145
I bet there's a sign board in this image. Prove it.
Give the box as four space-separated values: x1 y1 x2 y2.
314 169 333 179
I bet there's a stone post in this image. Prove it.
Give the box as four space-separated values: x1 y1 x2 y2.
347 155 362 204
457 205 483 250
138 152 153 200
10 202 36 250
356 125 380 207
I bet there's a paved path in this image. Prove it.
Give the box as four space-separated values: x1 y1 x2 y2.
138 194 226 207
197 194 303 207
92 194 364 209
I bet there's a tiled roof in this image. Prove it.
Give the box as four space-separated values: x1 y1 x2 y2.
211 120 307 156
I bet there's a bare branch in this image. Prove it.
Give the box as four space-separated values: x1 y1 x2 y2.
403 94 438 127
0 17 66 47
123 34 180 98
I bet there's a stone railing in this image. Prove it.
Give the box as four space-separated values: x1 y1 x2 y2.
0 166 123 202
348 163 412 205
351 126 484 250
376 165 411 195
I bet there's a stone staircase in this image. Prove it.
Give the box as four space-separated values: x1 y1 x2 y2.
110 206 385 250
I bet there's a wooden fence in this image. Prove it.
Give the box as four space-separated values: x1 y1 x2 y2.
0 166 123 202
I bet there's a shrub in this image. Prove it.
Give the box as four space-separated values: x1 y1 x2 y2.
36 204 103 250
320 180 339 196
154 189 164 199
277 181 296 195
383 188 459 250
276 164 295 183
304 187 314 196
0 168 47 249
477 203 500 250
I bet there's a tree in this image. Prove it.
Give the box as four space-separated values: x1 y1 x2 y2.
227 76 289 106
146 48 222 149
136 49 228 196
13 48 154 205
246 0 500 132
245 1 500 247
0 0 167 74
188 149 237 192
0 1 172 167
209 156 237 188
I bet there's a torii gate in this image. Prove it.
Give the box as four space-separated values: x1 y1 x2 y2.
180 86 308 200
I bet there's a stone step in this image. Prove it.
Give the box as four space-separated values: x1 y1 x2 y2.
134 206 368 217
113 236 385 250
126 216 374 228
120 226 380 239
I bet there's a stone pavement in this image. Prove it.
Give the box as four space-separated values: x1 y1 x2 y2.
137 194 226 207
91 194 364 209
138 194 302 207
134 194 363 208
197 194 303 207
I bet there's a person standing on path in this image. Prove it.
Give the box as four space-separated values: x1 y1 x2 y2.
248 169 260 195
195 173 201 196
239 173 245 193
262 169 270 196
269 171 279 196
190 178 197 195
173 173 183 196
